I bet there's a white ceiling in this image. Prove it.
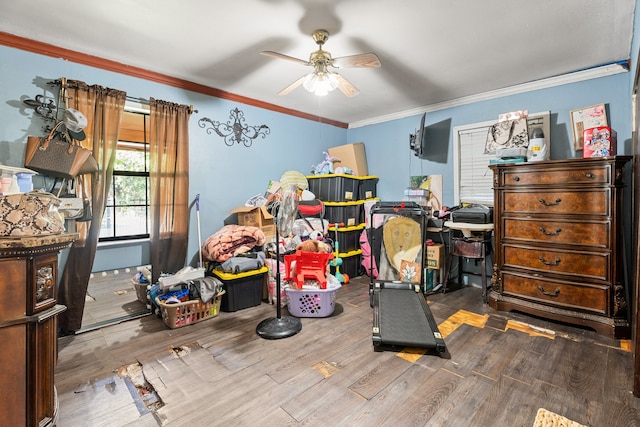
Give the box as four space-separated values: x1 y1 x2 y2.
0 0 635 126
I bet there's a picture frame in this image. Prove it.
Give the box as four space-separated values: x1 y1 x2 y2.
570 104 607 151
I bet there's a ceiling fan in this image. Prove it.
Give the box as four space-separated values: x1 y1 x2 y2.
261 29 381 97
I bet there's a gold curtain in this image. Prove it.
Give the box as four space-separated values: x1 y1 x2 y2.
149 98 191 283
57 80 126 333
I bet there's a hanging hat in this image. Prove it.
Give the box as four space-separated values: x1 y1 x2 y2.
63 108 87 141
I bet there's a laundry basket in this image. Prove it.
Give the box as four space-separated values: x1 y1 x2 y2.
156 290 225 329
286 280 341 317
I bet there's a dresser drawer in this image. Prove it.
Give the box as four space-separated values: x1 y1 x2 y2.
503 244 609 281
503 189 608 216
502 218 609 248
501 271 608 315
501 164 610 187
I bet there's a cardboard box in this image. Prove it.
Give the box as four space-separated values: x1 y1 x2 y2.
426 243 444 269
328 142 369 176
230 205 274 233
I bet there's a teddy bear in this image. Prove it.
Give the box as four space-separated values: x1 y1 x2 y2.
297 238 332 254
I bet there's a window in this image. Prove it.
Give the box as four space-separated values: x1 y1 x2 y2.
452 111 550 206
99 109 150 241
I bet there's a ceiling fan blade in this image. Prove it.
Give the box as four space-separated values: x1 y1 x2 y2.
278 75 307 96
260 51 311 66
335 74 360 97
331 53 381 68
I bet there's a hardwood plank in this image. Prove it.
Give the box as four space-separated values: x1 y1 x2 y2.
341 363 444 426
348 354 415 400
215 367 326 425
469 374 539 427
380 366 462 426
54 277 640 426
525 379 598 427
426 372 497 426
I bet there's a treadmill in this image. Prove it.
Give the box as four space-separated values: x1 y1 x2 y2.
369 201 446 354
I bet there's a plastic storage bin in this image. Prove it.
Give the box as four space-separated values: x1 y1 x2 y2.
330 249 363 278
211 266 268 312
307 174 360 202
155 290 225 329
286 281 341 317
324 200 364 227
358 176 379 200
329 223 365 253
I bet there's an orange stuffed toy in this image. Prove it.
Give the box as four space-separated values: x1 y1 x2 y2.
296 239 332 254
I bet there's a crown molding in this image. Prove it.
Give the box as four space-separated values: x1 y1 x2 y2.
0 31 349 129
348 62 630 129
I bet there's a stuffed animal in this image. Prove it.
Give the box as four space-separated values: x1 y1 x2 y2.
308 230 324 241
297 238 332 254
311 152 340 175
334 166 354 175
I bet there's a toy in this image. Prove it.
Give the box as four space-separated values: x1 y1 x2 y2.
311 152 340 175
284 250 334 289
328 222 349 284
307 229 324 242
297 238 332 254
334 166 354 175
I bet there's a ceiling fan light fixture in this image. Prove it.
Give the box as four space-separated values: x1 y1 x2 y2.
264 29 378 97
303 72 339 96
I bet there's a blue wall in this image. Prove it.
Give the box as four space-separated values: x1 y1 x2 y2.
348 71 633 207
0 45 347 271
1 15 637 272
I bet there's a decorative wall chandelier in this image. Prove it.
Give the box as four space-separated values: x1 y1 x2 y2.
198 107 270 147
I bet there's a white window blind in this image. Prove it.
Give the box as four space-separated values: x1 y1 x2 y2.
453 111 550 207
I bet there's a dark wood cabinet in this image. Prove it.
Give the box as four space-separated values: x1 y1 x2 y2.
0 234 76 427
488 157 631 338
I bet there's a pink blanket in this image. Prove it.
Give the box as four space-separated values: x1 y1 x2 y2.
201 224 266 262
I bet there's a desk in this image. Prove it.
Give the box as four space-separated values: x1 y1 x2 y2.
442 222 493 302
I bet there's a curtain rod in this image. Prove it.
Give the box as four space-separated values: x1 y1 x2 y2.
51 78 197 114
126 96 197 114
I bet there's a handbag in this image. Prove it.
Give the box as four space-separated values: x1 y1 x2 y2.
0 191 64 237
75 199 93 222
58 196 84 219
484 117 529 154
24 121 98 178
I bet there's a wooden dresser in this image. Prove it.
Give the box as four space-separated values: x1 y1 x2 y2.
488 157 631 338
0 233 76 427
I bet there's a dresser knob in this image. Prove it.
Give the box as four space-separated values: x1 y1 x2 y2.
512 176 520 182
585 172 595 179
537 286 560 297
538 198 561 206
539 256 561 266
539 227 562 236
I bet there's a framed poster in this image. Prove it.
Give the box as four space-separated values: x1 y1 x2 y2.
570 104 607 150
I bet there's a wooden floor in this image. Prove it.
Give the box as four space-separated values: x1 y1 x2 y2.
56 276 640 427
